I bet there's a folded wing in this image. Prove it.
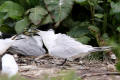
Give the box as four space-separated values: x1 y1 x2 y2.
49 33 94 59
9 35 46 56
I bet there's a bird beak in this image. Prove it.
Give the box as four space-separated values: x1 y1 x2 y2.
11 35 25 40
36 29 40 32
11 35 18 40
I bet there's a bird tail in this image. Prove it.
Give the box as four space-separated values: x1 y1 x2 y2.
91 46 111 52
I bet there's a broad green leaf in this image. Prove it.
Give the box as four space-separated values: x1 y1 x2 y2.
76 36 91 44
110 1 120 15
117 26 120 32
62 18 78 28
94 13 104 18
68 22 90 38
0 1 24 19
102 33 109 42
67 22 90 44
88 0 98 6
15 17 30 34
88 25 100 34
107 0 111 2
0 0 9 5
0 12 8 26
95 5 104 12
75 0 86 3
97 0 104 3
0 12 7 19
29 6 48 25
40 14 53 25
68 26 89 38
44 0 73 23
75 0 88 5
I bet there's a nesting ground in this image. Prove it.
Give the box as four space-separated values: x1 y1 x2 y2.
16 54 120 80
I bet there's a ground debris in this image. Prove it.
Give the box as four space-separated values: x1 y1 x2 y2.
16 54 120 80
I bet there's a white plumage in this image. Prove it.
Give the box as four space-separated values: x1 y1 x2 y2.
1 54 18 77
0 36 18 77
0 38 14 55
38 29 110 59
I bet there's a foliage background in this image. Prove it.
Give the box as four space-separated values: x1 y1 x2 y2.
0 0 120 60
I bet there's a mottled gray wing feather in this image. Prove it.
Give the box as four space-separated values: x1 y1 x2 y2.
9 35 46 56
50 33 94 59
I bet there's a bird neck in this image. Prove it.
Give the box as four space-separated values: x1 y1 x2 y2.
39 30 56 50
43 35 56 50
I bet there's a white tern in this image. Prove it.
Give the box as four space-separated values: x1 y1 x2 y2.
38 29 110 60
1 54 18 77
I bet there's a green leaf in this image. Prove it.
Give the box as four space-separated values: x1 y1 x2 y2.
0 12 7 19
110 1 120 15
107 0 111 2
68 26 89 38
75 0 88 5
44 0 73 23
94 13 104 18
88 25 100 34
15 17 30 34
68 22 90 38
116 62 120 72
0 1 24 19
75 0 86 3
62 18 78 28
88 0 98 6
0 0 8 5
102 33 110 42
117 26 120 32
67 22 90 44
40 14 53 25
76 36 91 44
29 6 48 25
0 12 8 26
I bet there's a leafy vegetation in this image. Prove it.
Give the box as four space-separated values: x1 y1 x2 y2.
0 74 27 80
50 71 82 80
0 0 120 71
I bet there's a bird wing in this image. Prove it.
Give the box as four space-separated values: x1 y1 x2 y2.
49 33 94 59
33 36 44 47
10 35 46 56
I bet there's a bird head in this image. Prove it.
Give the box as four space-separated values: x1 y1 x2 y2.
37 29 56 49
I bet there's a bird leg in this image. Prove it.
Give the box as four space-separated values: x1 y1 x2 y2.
57 59 67 66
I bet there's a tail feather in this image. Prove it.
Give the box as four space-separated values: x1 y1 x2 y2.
91 46 111 52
